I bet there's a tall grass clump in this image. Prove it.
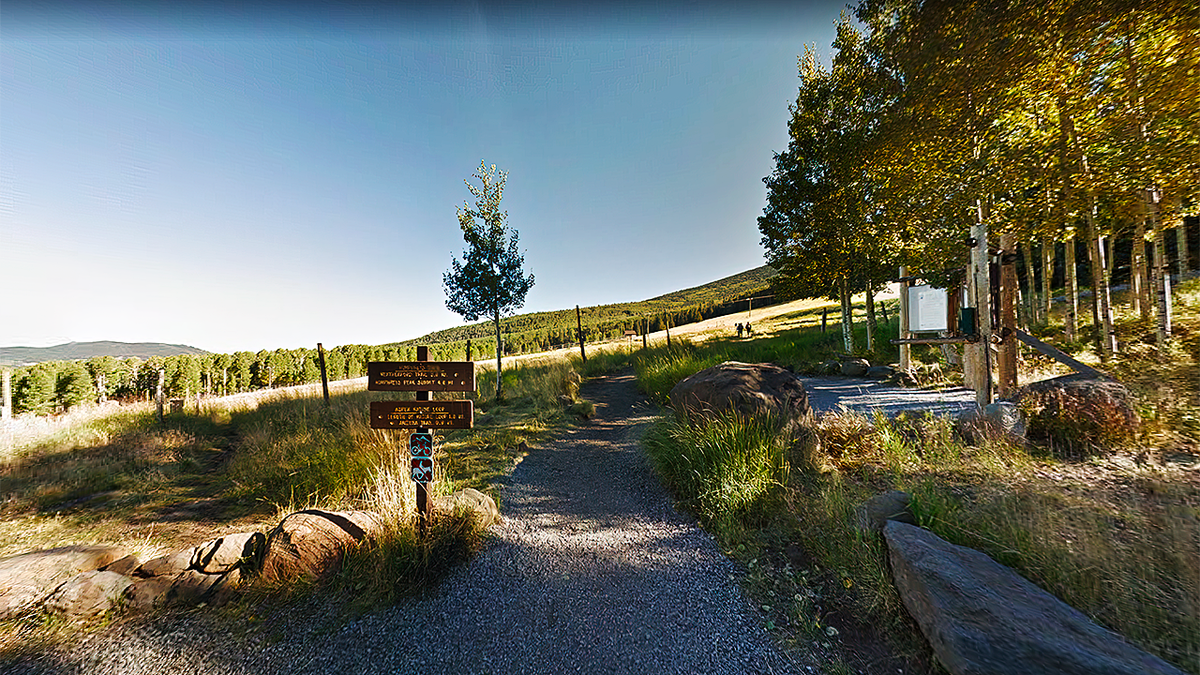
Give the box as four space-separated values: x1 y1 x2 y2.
335 460 486 603
643 411 789 540
225 395 391 508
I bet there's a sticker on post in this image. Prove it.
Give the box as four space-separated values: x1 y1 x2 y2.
411 457 433 484
409 432 433 458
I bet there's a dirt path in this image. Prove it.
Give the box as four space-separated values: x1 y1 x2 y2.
7 374 807 675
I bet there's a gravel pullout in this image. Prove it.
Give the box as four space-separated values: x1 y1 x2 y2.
5 374 804 675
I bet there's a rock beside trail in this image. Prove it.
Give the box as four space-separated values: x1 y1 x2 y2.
436 488 500 528
259 510 383 585
840 358 870 377
956 401 1027 445
855 490 916 534
865 365 894 380
884 521 1185 675
190 532 266 575
0 545 127 619
669 361 810 432
1013 373 1137 455
42 570 132 620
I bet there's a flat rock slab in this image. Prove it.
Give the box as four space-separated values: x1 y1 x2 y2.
884 521 1185 675
0 545 127 619
43 570 132 620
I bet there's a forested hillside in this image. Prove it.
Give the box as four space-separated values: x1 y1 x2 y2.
397 265 779 357
0 341 207 367
1 266 776 417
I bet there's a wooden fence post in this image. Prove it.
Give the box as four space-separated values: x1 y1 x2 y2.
643 319 648 349
998 234 1018 398
156 369 165 424
317 343 330 408
577 305 587 363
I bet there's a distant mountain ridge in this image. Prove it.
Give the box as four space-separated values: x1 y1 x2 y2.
0 341 208 366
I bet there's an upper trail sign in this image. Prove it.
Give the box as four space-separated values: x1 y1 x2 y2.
368 361 475 392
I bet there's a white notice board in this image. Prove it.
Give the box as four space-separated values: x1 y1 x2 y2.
908 285 948 332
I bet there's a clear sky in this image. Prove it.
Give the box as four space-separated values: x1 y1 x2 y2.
2 1 845 354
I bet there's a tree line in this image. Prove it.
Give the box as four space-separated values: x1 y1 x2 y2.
6 288 778 417
7 344 409 416
759 0 1198 358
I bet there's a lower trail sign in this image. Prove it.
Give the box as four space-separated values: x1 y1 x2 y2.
367 347 475 528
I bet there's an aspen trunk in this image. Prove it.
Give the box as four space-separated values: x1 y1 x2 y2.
1176 198 1190 278
1086 192 1117 360
1041 235 1053 323
1017 243 1032 327
1065 236 1078 342
1133 215 1148 319
1149 189 1172 350
865 280 876 353
840 276 854 353
493 307 504 401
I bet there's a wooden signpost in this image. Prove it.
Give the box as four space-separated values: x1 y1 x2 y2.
368 347 475 527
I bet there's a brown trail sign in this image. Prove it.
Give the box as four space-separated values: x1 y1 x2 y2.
367 348 476 530
369 400 474 429
368 361 475 392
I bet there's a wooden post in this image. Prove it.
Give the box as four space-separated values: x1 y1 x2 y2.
642 319 648 349
998 234 1018 398
898 266 911 371
317 343 330 408
2 369 11 421
967 210 993 406
156 369 165 424
666 325 671 348
466 339 472 362
415 345 430 531
576 305 586 363
821 307 828 333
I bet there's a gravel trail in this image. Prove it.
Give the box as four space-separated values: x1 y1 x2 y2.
6 374 804 675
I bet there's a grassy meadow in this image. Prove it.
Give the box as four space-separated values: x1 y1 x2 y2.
0 357 589 647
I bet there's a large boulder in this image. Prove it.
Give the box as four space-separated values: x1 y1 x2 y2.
258 510 383 585
42 570 132 620
435 488 499 528
1013 374 1137 456
669 361 810 432
0 545 127 619
884 521 1184 675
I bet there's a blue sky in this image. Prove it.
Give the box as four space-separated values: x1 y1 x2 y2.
2 1 845 353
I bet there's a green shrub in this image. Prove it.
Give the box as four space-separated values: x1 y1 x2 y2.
643 412 789 539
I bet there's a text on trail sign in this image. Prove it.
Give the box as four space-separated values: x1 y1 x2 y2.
369 400 474 429
368 361 476 392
